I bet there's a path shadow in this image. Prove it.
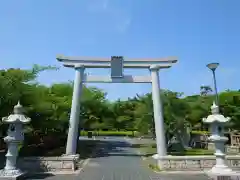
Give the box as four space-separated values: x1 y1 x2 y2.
0 149 6 169
89 138 145 158
24 173 55 180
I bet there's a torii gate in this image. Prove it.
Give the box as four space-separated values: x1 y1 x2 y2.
57 55 178 158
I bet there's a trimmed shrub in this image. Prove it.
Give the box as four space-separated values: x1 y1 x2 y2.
191 130 210 135
80 130 138 137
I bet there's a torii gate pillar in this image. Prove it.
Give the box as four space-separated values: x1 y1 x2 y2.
150 65 167 158
65 65 84 155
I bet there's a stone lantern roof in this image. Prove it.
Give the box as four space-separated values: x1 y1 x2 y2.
2 101 31 124
202 102 230 124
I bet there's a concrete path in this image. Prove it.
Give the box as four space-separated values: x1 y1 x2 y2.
77 137 209 180
27 137 210 180
77 138 154 179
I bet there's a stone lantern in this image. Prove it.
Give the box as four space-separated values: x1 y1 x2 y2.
203 102 232 175
0 102 31 179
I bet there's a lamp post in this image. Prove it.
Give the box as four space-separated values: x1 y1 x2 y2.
207 62 220 109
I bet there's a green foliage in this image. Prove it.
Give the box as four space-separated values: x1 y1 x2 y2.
191 130 210 135
148 164 161 172
139 143 214 156
200 85 213 96
18 143 23 152
0 65 240 156
169 148 214 156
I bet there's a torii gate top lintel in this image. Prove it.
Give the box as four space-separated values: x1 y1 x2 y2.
56 55 178 69
56 55 178 83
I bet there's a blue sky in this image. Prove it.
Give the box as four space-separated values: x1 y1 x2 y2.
0 0 239 100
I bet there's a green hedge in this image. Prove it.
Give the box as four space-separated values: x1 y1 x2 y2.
80 130 139 137
191 130 210 135
169 148 214 156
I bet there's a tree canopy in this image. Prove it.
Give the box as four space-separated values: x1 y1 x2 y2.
0 66 239 139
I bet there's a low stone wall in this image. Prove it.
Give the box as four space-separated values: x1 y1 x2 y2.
17 155 79 172
208 143 240 154
155 155 240 171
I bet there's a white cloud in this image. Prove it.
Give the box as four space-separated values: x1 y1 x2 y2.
102 0 109 10
115 17 132 33
87 0 109 12
86 0 132 33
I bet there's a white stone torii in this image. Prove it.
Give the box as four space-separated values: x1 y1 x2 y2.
56 55 178 158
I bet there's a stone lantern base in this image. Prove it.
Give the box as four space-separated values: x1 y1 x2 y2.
207 171 240 180
0 169 25 180
210 164 233 174
207 164 240 180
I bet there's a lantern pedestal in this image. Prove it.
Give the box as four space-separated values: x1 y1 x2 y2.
0 102 31 180
203 102 240 180
0 169 25 180
209 135 231 174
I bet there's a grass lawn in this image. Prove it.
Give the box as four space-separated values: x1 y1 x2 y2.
135 143 214 156
169 148 214 156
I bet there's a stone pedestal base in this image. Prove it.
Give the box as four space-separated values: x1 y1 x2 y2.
210 165 233 174
207 169 240 180
60 154 80 171
0 169 26 180
152 154 171 169
61 154 80 159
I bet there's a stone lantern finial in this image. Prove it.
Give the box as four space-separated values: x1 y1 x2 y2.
211 101 219 114
13 101 24 114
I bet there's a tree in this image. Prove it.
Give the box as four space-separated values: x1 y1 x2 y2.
200 85 213 96
133 93 154 135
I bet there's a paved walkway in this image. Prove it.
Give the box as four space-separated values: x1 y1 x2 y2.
78 138 154 179
77 137 209 180
27 137 210 180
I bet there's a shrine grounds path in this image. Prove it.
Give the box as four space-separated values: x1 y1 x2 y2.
28 137 210 180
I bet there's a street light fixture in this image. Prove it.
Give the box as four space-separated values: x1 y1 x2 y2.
207 63 219 71
207 62 220 110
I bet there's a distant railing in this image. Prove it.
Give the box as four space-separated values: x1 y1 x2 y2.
231 134 240 146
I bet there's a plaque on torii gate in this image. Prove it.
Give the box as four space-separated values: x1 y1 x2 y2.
111 56 124 78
